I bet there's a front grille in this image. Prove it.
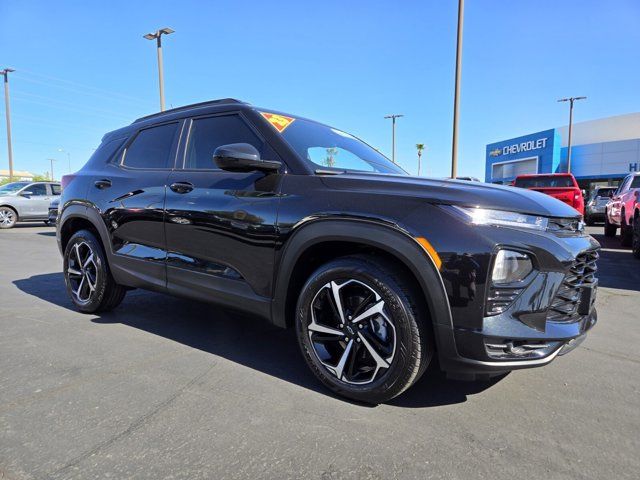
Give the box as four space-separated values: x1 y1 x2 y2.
546 250 598 323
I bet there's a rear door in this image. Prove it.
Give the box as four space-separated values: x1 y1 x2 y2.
164 112 283 315
88 120 183 290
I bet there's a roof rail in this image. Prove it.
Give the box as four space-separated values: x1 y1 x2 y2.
133 98 247 123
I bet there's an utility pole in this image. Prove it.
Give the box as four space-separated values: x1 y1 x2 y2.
1 68 15 182
557 96 587 173
450 0 464 179
384 114 404 164
143 27 175 112
47 158 56 181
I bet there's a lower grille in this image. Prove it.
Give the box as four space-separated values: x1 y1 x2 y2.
546 250 598 323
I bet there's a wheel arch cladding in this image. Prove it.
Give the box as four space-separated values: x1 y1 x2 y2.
59 204 110 255
272 219 452 334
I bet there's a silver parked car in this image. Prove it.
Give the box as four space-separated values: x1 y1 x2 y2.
585 186 616 226
0 181 61 229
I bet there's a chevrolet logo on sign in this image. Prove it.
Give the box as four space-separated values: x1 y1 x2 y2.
489 148 501 157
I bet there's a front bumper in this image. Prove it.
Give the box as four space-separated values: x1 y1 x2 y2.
433 225 600 379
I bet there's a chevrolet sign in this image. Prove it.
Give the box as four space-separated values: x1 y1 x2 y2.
501 137 548 155
489 148 501 157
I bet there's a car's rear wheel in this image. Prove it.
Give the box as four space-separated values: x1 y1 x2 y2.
604 214 617 237
63 229 126 313
0 206 17 229
633 216 640 259
295 255 432 404
620 213 633 247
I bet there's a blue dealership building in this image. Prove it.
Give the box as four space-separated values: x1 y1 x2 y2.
485 112 640 190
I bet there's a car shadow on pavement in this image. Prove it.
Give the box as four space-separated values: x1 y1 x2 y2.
589 232 640 292
14 272 503 408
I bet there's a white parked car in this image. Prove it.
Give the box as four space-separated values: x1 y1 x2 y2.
0 181 61 229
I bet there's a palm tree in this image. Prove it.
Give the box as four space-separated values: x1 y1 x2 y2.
415 143 425 176
325 147 339 168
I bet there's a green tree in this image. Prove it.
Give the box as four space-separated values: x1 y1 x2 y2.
415 143 425 176
325 147 339 168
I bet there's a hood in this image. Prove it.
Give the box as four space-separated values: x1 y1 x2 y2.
320 173 582 218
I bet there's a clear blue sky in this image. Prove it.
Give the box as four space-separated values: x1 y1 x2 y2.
0 0 638 179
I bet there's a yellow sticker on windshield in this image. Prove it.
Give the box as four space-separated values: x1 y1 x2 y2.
260 112 295 133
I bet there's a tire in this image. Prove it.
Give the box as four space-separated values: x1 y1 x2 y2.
633 216 640 259
63 229 126 313
604 215 617 238
621 214 633 247
0 206 18 229
295 255 432 404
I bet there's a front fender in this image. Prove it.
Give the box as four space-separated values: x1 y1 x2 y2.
271 218 453 333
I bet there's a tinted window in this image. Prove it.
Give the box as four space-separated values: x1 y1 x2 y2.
184 115 262 170
51 184 61 195
273 115 405 174
594 188 614 198
29 184 48 196
514 176 575 188
631 176 640 189
0 182 30 194
123 123 179 169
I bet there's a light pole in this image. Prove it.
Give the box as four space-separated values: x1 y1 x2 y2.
384 114 404 164
47 158 56 181
1 68 15 182
144 27 175 112
58 148 71 173
557 96 586 173
450 0 464 179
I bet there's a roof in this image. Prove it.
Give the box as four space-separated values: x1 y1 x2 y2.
133 98 248 124
0 170 34 178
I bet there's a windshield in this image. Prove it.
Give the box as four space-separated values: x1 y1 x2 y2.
592 188 615 199
514 176 575 188
0 182 30 194
270 114 406 175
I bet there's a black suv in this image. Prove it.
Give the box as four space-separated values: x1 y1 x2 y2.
57 99 599 403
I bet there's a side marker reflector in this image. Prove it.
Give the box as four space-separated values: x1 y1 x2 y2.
415 237 442 270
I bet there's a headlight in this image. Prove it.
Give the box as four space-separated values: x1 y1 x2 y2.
491 250 533 284
451 206 548 231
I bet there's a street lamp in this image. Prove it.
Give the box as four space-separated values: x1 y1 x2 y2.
143 27 175 112
1 68 15 182
384 114 404 164
47 158 57 181
58 148 71 173
557 96 587 173
450 0 464 179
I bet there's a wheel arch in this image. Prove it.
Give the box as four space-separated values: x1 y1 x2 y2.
58 203 111 257
0 204 19 220
271 219 452 335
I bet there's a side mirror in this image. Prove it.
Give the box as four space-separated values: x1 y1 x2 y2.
213 143 281 173
20 191 33 197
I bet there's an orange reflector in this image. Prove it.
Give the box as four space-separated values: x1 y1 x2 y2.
415 237 442 270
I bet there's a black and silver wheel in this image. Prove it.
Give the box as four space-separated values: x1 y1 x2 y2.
63 229 126 313
0 206 17 229
604 214 617 238
296 255 431 404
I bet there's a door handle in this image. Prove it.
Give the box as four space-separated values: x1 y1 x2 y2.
94 179 112 189
170 182 194 194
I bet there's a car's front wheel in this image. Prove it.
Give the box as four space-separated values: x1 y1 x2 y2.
0 206 17 229
63 229 126 313
295 255 432 404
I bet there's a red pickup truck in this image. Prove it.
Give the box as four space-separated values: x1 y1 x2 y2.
513 173 584 215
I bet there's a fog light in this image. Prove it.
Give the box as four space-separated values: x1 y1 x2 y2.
492 250 533 284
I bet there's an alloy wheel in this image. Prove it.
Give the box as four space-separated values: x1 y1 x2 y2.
307 279 396 385
66 241 99 304
0 208 16 228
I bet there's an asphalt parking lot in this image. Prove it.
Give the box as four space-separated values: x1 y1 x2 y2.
1 224 639 480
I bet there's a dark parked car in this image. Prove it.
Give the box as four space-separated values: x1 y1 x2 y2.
585 187 616 226
48 198 60 225
56 99 600 403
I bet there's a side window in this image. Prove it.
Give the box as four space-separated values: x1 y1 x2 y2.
184 115 263 170
51 184 61 195
631 176 640 189
123 122 179 169
28 184 48 196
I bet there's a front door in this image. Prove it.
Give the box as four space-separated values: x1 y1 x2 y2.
22 183 51 217
164 113 283 315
